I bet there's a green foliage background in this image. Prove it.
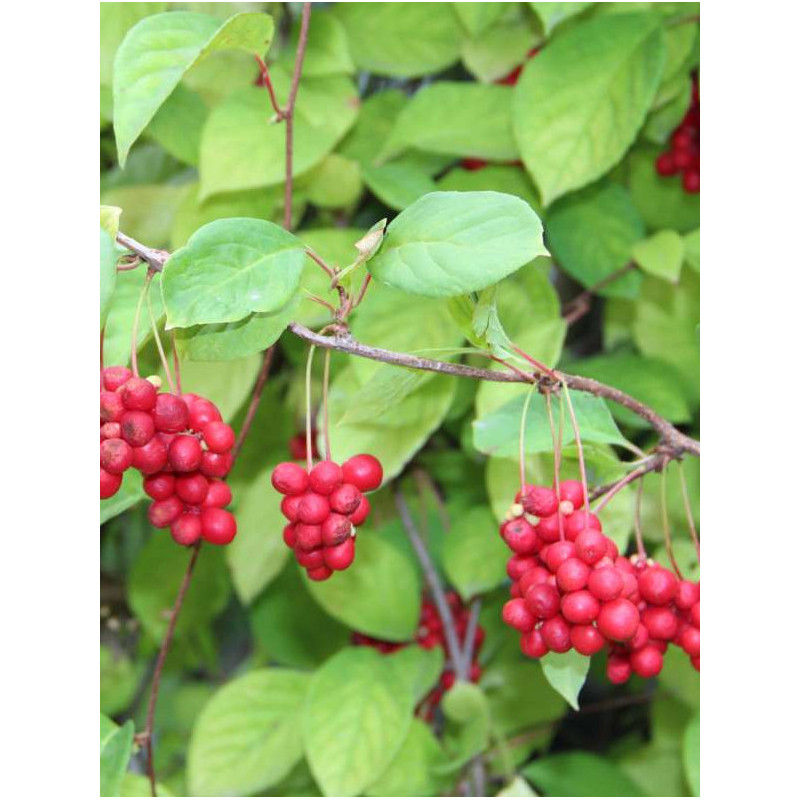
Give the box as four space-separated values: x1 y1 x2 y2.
100 2 700 797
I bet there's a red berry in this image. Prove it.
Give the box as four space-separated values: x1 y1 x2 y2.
100 468 122 499
690 601 700 628
203 480 232 508
201 507 237 545
120 377 157 411
630 645 663 678
120 410 155 447
100 391 125 423
673 149 692 169
329 483 362 515
680 626 701 658
597 598 640 642
309 460 344 495
322 513 352 546
575 528 608 565
100 438 133 474
131 435 168 475
152 394 190 433
175 472 210 505
502 598 535 632
342 454 383 492
607 654 632 684
540 615 571 653
281 494 303 521
100 422 122 440
171 512 203 546
283 523 297 548
524 582 561 619
675 580 700 610
502 518 538 554
296 523 323 551
642 606 679 640
186 396 222 432
536 513 562 543
295 546 324 569
556 558 591 592
682 170 700 193
297 493 330 525
561 590 600 624
148 496 183 528
545 541 576 572
571 624 605 655
307 565 333 582
559 480 585 510
324 537 355 570
519 485 559 517
349 495 371 526
202 421 235 454
507 555 539 581
519 566 550 594
521 628 549 658
461 157 488 171
169 435 203 472
102 366 133 391
143 473 175 501
655 152 678 176
638 567 678 606
588 567 624 601
630 623 649 651
200 451 233 478
271 462 309 496
564 511 602 541
671 129 693 151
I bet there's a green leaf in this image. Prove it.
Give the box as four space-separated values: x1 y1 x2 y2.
462 18 536 84
162 218 306 328
529 2 592 35
100 228 118 327
100 205 122 239
100 645 142 716
386 645 446 705
113 11 274 165
632 229 684 282
546 181 644 298
514 13 666 205
365 719 446 796
335 2 463 77
279 10 355 77
187 669 309 796
298 153 363 208
250 562 351 669
452 3 507 37
338 89 407 168
305 521 422 641
437 165 540 210
540 650 590 710
684 229 699 271
128 534 230 642
100 715 134 798
304 648 414 797
497 776 539 796
226 464 291 604
473 391 628 457
362 162 437 212
369 191 547 298
443 506 509 598
340 366 435 425
119 773 174 797
100 468 147 525
524 751 645 797
199 75 359 197
381 83 518 162
683 713 700 796
100 2 169 86
440 682 491 769
102 184 191 248
146 84 207 166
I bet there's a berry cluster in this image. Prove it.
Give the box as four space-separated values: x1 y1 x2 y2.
100 366 237 547
271 454 383 582
353 592 485 719
500 480 700 682
655 75 700 193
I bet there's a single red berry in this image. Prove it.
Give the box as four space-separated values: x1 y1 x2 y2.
171 512 203 546
307 565 333 582
638 567 678 606
201 507 237 545
297 493 330 525
100 438 133 474
200 451 233 478
630 623 649 651
102 366 133 392
507 555 539 581
682 170 700 193
559 480 585 510
131 435 168 475
342 454 383 492
329 483 362 515
620 571 639 600
271 462 309 496
169 435 203 472
295 546 324 569
100 422 122 440
175 472 210 505
655 152 678 176
642 606 679 640
673 149 692 169
675 580 700 610
120 410 155 447
540 615 571 653
120 377 157 411
690 655 700 671
203 480 232 508
519 566 550 594
349 495 371 526
597 598 640 642
100 391 125 423
545 540 576 572
521 628 549 658
100 468 122 499
283 523 297 548
524 583 560 619
148 496 183 528
461 157 488 171
202 421 235 454
571 624 605 655
143 472 175 501
607 654 632 684
630 645 663 678
296 523 323 551
690 601 700 628
575 528 608 565
186 396 222 432
280 494 303 521
557 558 591 592
564 511 602 541
309 460 344 495
503 518 538 554
671 129 693 151
536 513 562 543
153 394 190 433
502 598 535 632
562 590 600 624
519 485 559 517
322 513 352 546
323 537 356 570
588 567 624 601
469 663 482 682
680 626 701 658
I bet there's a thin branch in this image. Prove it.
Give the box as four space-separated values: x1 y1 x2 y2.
462 599 482 669
591 453 670 506
561 263 637 326
254 55 284 119
142 542 202 796
232 346 276 461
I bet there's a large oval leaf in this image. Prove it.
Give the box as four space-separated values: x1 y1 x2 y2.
187 669 309 796
514 13 666 205
113 12 274 165
304 648 414 797
541 650 590 710
368 191 547 297
524 751 645 796
162 218 306 328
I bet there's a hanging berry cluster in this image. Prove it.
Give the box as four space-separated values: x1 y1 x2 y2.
655 74 700 193
353 592 485 719
100 366 237 547
271 454 383 582
501 480 700 682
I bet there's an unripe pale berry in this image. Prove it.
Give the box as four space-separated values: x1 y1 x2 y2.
271 462 309 496
143 473 175 501
322 513 352 547
524 583 560 619
153 394 190 433
120 377 157 412
329 483 362 515
202 421 235 454
169 435 203 472
630 645 663 678
175 472 210 505
171 512 203 546
309 460 343 495
502 598 535 632
100 438 133 474
342 454 383 492
588 567 624 601
200 507 237 545
540 615 571 653
556 557 591 592
148 496 184 528
131 435 168 475
120 410 156 447
323 537 355 570
100 468 122 499
597 598 640 642
561 590 600 624
571 624 606 655
638 567 678 606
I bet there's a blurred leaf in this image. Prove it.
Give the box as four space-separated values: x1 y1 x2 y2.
524 751 645 796
100 228 118 327
362 162 436 211
100 645 142 716
101 184 191 248
541 651 590 710
453 3 507 36
101 469 147 525
632 229 684 283
146 85 207 166
462 21 536 84
279 10 355 76
187 669 309 796
617 741 687 797
497 775 539 796
338 89 407 168
684 229 699 271
334 2 463 77
100 715 134 798
119 773 174 797
298 153 363 208
304 648 414 796
386 645 445 705
439 682 491 770
340 366 435 425
514 14 665 204
683 713 700 796
659 647 700 710
528 2 593 35
100 205 122 238
100 2 168 86
438 165 540 211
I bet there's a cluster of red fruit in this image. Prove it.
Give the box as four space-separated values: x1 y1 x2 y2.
271 454 383 582
353 592 485 719
500 480 700 682
100 366 237 547
655 75 700 193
